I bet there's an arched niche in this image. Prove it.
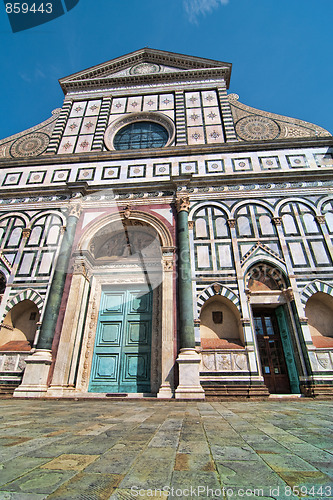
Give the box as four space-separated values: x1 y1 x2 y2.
305 292 333 348
0 300 39 351
200 295 243 349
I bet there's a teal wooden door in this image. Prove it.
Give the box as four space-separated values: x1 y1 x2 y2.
89 289 152 393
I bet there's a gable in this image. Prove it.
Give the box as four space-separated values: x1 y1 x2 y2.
59 48 232 93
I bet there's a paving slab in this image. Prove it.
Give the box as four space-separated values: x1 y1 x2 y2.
0 399 332 499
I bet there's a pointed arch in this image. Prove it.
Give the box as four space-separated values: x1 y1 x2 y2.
301 280 333 305
197 283 240 315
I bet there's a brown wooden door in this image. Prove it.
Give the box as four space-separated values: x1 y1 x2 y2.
253 311 291 394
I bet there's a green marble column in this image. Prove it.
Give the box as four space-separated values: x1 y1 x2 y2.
176 196 195 349
37 203 81 350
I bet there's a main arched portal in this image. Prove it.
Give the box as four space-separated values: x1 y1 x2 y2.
50 210 175 398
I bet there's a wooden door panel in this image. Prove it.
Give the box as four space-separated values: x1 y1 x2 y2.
89 289 152 393
254 311 291 394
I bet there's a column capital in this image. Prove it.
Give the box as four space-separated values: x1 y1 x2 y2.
315 215 326 224
68 202 82 219
227 218 236 228
283 287 294 302
175 196 190 213
273 217 282 226
22 228 31 239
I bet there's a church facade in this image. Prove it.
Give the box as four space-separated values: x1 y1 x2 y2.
0 48 332 399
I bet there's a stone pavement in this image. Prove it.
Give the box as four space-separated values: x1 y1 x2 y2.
0 399 332 500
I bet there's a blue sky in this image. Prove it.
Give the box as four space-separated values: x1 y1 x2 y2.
0 0 332 140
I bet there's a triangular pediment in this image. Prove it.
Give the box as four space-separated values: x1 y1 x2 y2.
240 242 284 266
59 48 232 93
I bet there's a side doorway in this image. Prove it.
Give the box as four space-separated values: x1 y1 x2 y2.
89 287 152 394
253 309 291 394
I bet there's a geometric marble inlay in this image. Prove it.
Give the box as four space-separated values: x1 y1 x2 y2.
180 161 198 175
102 166 121 179
235 116 280 141
259 156 281 170
52 170 71 183
27 171 46 184
3 172 22 186
10 133 49 158
205 160 224 173
77 168 95 181
232 158 252 171
286 154 308 168
153 163 171 176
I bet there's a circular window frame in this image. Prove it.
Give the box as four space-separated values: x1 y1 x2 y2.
104 112 175 151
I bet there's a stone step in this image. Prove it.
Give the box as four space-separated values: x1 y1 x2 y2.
0 382 20 397
202 383 270 399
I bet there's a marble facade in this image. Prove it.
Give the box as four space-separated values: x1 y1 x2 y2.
0 48 332 398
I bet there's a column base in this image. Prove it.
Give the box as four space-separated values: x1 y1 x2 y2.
175 348 205 400
157 383 174 399
14 350 52 398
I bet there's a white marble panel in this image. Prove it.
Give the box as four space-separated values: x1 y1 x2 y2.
201 90 218 107
39 252 54 274
127 96 142 112
111 98 126 114
201 353 216 371
18 252 35 274
70 102 87 117
58 137 76 154
311 241 330 264
187 127 205 145
289 242 307 265
287 154 308 168
185 92 201 108
82 212 105 229
203 107 221 124
75 135 93 154
81 116 98 135
160 110 174 121
85 100 101 116
206 125 224 144
64 118 82 136
159 94 174 110
180 161 197 174
186 108 203 126
77 168 95 181
197 245 211 268
217 244 232 267
143 95 158 111
216 353 232 371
